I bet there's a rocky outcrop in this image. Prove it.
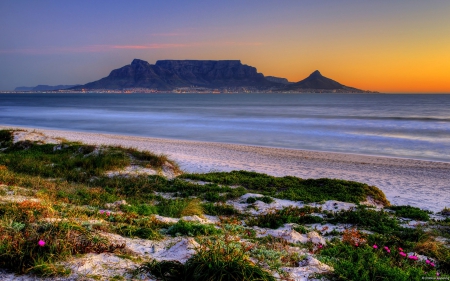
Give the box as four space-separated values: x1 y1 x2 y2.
265 76 292 85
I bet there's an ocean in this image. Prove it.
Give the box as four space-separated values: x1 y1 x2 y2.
1 93 449 162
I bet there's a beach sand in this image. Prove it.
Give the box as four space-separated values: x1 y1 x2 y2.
2 125 449 212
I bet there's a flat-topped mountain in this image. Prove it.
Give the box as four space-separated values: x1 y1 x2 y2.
72 59 272 90
64 59 376 92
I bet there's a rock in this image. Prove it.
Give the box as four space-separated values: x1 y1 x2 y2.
105 200 128 209
153 238 199 263
307 231 326 245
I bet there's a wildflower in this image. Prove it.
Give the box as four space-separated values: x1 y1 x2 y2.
398 247 403 251
355 243 358 247
384 246 390 253
426 260 431 264
437 272 440 276
386 249 390 253
318 244 323 249
99 210 105 214
38 240 45 247
106 211 111 216
408 255 418 260
373 244 378 249
399 252 406 257
430 262 435 267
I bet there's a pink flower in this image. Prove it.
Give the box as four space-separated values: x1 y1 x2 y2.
355 243 358 247
437 272 440 276
384 246 389 250
99 210 105 214
373 244 378 249
38 240 45 247
386 249 390 253
106 211 111 216
318 244 323 249
430 262 435 267
408 255 418 260
426 260 430 264
398 247 403 251
399 252 407 257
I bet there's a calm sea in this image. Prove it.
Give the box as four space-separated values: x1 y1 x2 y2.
1 93 449 162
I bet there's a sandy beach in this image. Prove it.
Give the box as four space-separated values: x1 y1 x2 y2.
1 125 449 212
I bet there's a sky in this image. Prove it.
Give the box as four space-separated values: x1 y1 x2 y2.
1 1 449 93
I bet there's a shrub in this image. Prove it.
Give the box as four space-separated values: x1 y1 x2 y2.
167 220 220 237
246 206 323 229
181 170 389 205
388 205 431 221
319 242 440 280
180 199 204 217
331 207 400 234
202 203 239 216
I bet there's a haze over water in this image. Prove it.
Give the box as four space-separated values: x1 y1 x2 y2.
1 93 449 162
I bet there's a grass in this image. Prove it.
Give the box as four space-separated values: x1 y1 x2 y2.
202 202 240 216
181 170 389 205
246 206 323 229
0 200 124 275
330 206 401 234
140 235 275 281
167 220 221 237
319 242 439 281
388 205 432 221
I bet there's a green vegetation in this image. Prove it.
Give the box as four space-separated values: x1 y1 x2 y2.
1 129 449 279
167 220 220 237
388 205 432 221
330 206 401 234
140 236 275 281
181 170 389 205
0 200 123 275
246 206 323 229
319 242 439 280
246 196 274 204
202 202 240 216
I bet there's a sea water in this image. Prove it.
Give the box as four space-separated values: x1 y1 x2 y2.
1 93 449 162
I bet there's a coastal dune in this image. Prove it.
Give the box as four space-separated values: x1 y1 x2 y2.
2 125 449 212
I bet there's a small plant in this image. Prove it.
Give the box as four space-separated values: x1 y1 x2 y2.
202 203 239 216
246 206 323 229
388 205 431 221
167 220 220 237
180 199 204 217
342 227 367 246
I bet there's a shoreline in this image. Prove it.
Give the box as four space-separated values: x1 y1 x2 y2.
1 125 449 212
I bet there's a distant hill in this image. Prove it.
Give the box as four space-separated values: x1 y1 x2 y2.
284 70 373 93
15 85 80 91
71 59 274 90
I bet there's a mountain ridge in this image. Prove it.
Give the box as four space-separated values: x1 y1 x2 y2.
19 59 376 93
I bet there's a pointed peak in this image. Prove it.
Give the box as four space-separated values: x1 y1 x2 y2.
131 59 150 66
309 70 322 77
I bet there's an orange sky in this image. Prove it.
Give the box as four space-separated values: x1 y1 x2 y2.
1 1 449 93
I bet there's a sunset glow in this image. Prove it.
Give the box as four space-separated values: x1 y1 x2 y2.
1 1 449 92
